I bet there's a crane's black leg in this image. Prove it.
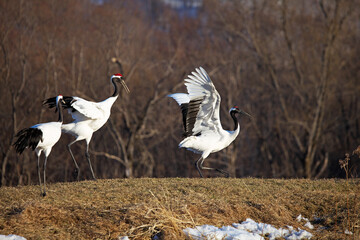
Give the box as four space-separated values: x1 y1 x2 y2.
199 158 230 178
85 144 96 180
67 141 80 181
42 156 48 197
37 155 42 195
215 168 230 178
195 157 204 178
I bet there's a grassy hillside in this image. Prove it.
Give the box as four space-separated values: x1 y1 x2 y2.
0 178 359 239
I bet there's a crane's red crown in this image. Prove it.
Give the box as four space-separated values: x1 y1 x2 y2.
114 73 123 77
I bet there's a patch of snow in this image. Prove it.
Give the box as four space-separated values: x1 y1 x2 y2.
183 224 262 240
0 235 26 240
344 229 353 235
285 229 313 240
183 218 312 240
304 222 314 230
233 218 290 239
296 214 309 222
118 237 130 240
296 214 314 229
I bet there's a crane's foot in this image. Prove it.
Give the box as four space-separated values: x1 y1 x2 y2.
73 168 80 181
216 169 229 178
40 189 47 197
90 171 97 181
196 168 204 178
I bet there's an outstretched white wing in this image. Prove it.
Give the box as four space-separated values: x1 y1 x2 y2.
185 67 222 135
69 97 104 121
169 67 222 136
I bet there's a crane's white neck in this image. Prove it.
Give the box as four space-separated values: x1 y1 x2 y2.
105 94 118 108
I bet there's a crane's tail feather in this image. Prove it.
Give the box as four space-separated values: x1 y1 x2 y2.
13 128 43 154
179 137 194 149
167 93 190 105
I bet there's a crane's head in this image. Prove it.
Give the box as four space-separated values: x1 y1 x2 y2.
54 95 65 112
55 95 65 104
111 73 130 93
56 94 63 101
230 106 252 119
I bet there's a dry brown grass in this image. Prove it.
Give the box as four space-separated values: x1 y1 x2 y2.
0 178 359 239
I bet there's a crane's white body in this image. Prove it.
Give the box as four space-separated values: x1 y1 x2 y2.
32 122 62 157
169 67 242 177
61 95 118 142
179 128 239 158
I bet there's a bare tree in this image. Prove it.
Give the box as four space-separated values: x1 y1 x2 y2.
0 0 359 185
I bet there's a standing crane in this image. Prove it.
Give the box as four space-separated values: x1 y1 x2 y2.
42 74 130 180
13 95 65 196
168 67 251 177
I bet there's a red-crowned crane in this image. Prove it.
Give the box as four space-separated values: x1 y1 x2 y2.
42 74 129 180
168 67 251 178
13 95 65 196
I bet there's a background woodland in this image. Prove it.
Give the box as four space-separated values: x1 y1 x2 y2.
0 0 359 186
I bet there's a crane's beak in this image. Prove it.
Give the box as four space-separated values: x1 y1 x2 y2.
120 78 130 93
239 109 252 119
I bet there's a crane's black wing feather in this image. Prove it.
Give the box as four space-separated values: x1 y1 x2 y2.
181 97 203 137
42 96 75 109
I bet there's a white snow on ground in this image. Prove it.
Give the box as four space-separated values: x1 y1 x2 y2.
296 214 314 230
1 217 315 240
183 218 313 240
184 224 262 240
304 222 314 230
0 235 26 240
118 237 130 240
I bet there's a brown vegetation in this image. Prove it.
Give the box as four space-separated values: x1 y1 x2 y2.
0 178 359 239
0 0 360 186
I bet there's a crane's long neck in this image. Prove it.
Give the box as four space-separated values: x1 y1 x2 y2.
111 77 119 97
230 111 239 131
57 100 63 123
